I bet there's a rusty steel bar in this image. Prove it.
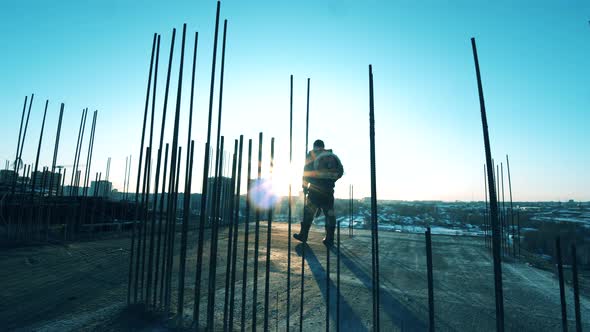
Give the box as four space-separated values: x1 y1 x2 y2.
127 33 157 305
299 77 310 332
223 139 238 331
177 141 195 326
501 163 507 256
12 95 29 194
229 135 244 331
572 244 581 332
252 132 263 331
164 146 182 310
263 137 275 331
31 100 49 196
49 103 65 197
70 109 86 190
134 147 151 302
83 111 98 197
194 3 221 327
484 164 489 249
426 227 435 332
287 74 293 330
164 23 187 313
556 237 568 332
240 138 253 332
207 136 224 330
506 155 516 258
13 94 34 194
154 144 169 307
471 37 504 331
368 64 380 331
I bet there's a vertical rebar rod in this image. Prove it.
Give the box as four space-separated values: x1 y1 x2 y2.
556 237 568 332
287 74 293 331
426 227 434 332
49 103 65 197
164 146 182 310
223 140 238 331
177 141 195 326
299 77 310 332
499 164 505 256
134 147 151 301
471 37 504 331
252 132 263 332
194 3 221 326
143 33 161 307
206 15 227 330
263 137 275 332
506 155 515 258
337 181 341 332
83 111 98 197
13 94 34 194
484 164 489 248
17 94 34 169
240 139 253 332
194 141 209 326
70 109 85 190
368 64 380 331
127 33 157 305
501 163 507 256
12 95 28 194
164 23 187 313
207 137 224 330
74 109 88 195
31 100 49 196
571 244 581 332
124 156 128 198
496 164 501 255
154 144 169 307
229 135 244 332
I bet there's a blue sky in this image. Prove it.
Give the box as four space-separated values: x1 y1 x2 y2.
0 0 588 201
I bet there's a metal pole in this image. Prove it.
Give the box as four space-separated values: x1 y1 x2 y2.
177 141 195 326
287 74 293 331
194 3 221 326
368 64 380 331
223 140 238 331
207 15 227 330
13 94 34 194
240 138 253 332
207 136 224 330
31 100 49 196
49 103 65 196
556 237 568 332
426 227 435 332
471 37 504 331
252 132 263 332
83 111 98 197
229 135 244 332
571 244 582 332
263 137 275 331
12 95 28 194
506 155 516 258
299 77 310 332
164 23 187 313
127 33 157 305
484 164 489 249
154 144 169 307
70 109 86 190
501 163 507 256
144 33 161 307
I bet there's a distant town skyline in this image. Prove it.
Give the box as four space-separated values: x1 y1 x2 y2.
0 0 588 202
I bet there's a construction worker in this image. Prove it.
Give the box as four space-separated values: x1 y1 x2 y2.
293 139 344 246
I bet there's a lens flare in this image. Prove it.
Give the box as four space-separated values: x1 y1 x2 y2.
249 178 278 210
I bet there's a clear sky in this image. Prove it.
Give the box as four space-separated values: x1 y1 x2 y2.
0 0 588 202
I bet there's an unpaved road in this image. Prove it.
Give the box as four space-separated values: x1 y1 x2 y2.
1 222 589 331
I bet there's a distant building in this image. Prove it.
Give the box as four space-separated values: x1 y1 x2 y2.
90 180 113 197
0 170 16 184
31 170 62 194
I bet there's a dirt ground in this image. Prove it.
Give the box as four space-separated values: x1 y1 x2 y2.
1 222 589 331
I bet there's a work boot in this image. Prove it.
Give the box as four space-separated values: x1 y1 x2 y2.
323 225 335 247
293 222 311 243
